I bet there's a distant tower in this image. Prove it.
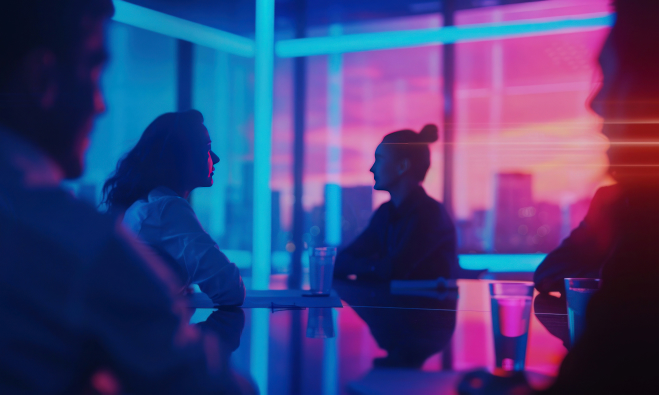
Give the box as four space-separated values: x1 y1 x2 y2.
493 173 535 253
340 186 373 247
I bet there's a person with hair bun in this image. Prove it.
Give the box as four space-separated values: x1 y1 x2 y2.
334 124 458 281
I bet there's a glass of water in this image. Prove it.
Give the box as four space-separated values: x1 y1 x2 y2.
306 308 336 338
489 282 534 375
564 278 600 347
309 247 337 295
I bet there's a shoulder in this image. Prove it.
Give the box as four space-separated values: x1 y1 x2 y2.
132 187 196 220
419 192 449 216
374 200 393 213
586 184 624 220
8 186 118 261
414 193 454 228
591 184 623 206
371 201 393 220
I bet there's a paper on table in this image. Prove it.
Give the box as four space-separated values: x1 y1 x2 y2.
187 289 343 309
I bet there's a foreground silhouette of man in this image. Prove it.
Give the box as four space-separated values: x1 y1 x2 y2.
544 1 659 393
460 1 658 394
0 1 247 392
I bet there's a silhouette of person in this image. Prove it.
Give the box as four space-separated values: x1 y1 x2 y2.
543 1 659 393
533 184 621 293
103 110 245 306
334 124 458 281
462 1 659 394
333 279 457 369
0 1 245 392
534 7 659 298
195 307 256 394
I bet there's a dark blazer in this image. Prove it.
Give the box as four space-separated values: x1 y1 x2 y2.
334 186 458 281
0 131 237 394
545 186 659 394
534 185 622 293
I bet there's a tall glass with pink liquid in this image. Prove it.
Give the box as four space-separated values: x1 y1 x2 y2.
489 282 534 375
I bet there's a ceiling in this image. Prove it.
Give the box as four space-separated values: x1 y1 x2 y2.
124 0 547 36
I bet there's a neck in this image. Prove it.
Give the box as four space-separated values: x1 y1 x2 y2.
388 179 420 207
175 188 191 200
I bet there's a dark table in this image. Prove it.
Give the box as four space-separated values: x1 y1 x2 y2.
189 278 568 395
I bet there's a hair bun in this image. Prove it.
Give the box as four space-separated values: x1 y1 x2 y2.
418 124 439 143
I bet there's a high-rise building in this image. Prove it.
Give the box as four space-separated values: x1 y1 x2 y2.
340 186 373 247
492 172 564 253
493 173 535 253
457 209 488 253
303 184 374 249
533 202 562 253
221 162 284 254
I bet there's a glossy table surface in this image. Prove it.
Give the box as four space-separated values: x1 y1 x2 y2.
188 277 569 395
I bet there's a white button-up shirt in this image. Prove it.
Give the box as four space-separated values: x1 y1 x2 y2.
123 187 245 306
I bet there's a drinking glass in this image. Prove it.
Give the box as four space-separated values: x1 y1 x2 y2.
489 282 534 375
564 278 600 347
309 247 337 295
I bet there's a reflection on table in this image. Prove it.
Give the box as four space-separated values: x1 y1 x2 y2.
189 279 569 395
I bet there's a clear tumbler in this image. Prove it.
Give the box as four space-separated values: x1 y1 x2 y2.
489 282 534 375
309 247 337 295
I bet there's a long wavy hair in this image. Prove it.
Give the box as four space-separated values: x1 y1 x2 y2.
102 109 205 212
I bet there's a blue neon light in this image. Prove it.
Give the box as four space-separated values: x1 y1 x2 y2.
112 0 255 57
250 309 270 395
322 309 339 395
459 254 547 272
252 0 275 291
325 25 344 247
276 13 614 58
325 184 342 246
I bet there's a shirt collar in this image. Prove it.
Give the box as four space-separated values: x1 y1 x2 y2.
0 126 64 187
148 186 181 201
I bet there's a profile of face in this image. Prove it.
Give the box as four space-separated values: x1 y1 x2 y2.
185 124 220 190
370 143 410 191
35 18 108 179
589 33 659 185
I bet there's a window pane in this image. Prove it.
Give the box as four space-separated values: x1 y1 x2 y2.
454 0 612 254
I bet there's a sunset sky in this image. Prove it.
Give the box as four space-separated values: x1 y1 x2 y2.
269 0 613 228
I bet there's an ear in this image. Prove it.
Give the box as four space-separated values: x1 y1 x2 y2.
397 158 411 175
21 49 58 110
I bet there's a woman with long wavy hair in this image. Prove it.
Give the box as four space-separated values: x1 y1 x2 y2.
103 109 244 306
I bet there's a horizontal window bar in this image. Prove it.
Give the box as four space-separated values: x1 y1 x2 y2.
276 13 614 58
113 0 255 57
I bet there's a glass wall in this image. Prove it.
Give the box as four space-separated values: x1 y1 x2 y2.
66 21 177 206
275 0 614 271
453 0 611 254
282 15 445 258
70 18 258 269
77 0 614 277
191 45 256 268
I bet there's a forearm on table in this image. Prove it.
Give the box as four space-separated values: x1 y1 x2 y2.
197 260 245 306
335 252 391 280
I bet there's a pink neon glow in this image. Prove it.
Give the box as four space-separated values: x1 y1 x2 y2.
270 0 613 230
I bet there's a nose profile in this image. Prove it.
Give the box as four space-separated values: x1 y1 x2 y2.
588 84 605 118
211 150 220 164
